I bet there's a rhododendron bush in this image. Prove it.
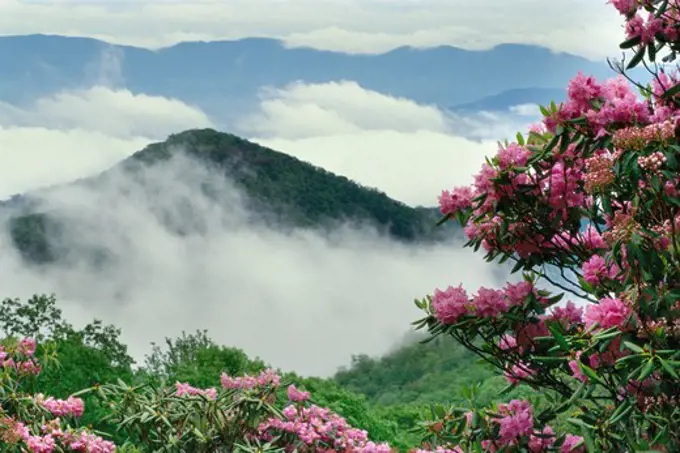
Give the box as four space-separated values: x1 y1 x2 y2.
0 336 117 452
414 1 680 451
95 368 393 452
0 337 395 452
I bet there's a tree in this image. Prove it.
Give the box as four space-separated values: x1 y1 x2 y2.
141 329 266 387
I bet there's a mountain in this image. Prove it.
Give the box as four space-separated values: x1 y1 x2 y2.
2 129 457 265
332 333 535 409
451 87 567 112
0 34 625 124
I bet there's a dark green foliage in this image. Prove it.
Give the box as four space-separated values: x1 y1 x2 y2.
8 213 63 264
333 335 498 406
142 329 267 388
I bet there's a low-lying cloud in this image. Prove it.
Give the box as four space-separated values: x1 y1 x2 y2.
240 80 539 206
0 154 504 377
0 79 527 377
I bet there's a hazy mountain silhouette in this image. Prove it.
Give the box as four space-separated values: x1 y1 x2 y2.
0 34 627 122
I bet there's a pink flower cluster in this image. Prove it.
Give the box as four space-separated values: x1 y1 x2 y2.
581 254 621 285
638 151 667 173
496 400 535 444
0 338 118 453
11 418 115 453
258 404 391 452
450 401 584 452
583 154 614 194
584 297 632 331
0 338 41 376
287 384 311 402
612 0 680 50
612 121 675 151
174 381 217 400
36 395 86 418
431 281 541 324
552 72 650 138
220 368 281 389
504 363 536 385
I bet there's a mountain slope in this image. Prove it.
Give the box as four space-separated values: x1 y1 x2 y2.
3 129 455 265
451 87 567 112
0 34 625 123
333 334 533 408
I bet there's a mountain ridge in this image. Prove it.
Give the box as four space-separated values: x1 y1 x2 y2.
3 129 457 266
0 33 625 122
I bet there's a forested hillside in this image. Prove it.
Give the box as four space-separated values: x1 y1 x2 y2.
4 129 457 265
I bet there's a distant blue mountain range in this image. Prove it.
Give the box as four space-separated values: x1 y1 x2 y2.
451 87 567 112
0 34 640 123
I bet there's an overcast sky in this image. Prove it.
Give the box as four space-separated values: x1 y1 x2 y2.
1 0 624 60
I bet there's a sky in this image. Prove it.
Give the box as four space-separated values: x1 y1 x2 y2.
1 0 625 60
0 0 614 376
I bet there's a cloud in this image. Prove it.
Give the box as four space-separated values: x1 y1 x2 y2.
0 86 213 139
0 153 505 377
239 81 538 206
0 86 214 197
0 127 149 198
0 0 626 60
238 81 449 139
0 76 527 378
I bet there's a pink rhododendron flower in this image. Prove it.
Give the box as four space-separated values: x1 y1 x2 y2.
287 384 310 402
549 301 584 328
431 285 470 324
504 362 536 385
438 186 474 215
472 287 507 317
529 425 555 452
584 297 631 330
582 254 620 285
496 400 534 444
561 434 585 452
17 338 37 356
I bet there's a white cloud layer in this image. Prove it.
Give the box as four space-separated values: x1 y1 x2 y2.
0 0 626 60
0 87 213 197
240 80 538 206
0 154 504 377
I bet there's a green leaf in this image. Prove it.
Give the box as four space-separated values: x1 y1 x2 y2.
620 35 642 49
638 358 656 381
608 400 633 425
567 417 595 429
663 81 680 99
656 0 669 18
659 357 679 379
436 214 451 226
579 363 607 386
648 40 657 62
581 425 597 452
547 323 569 351
627 45 646 70
623 341 644 354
